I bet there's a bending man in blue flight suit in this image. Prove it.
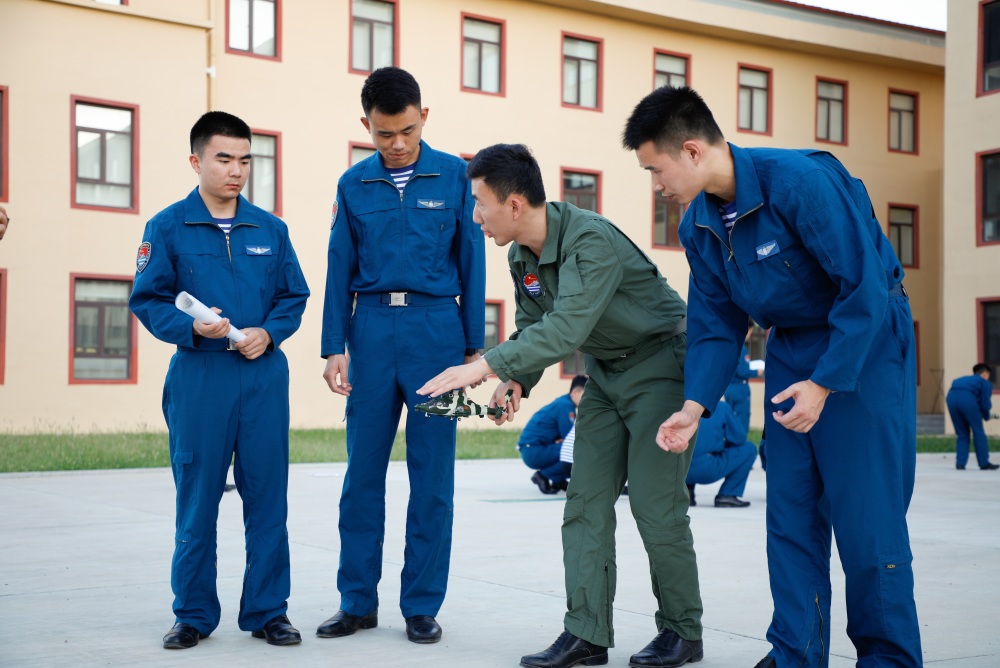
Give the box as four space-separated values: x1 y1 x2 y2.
519 374 587 494
624 87 922 668
723 331 760 439
685 401 756 508
130 112 309 650
319 67 486 645
946 363 998 470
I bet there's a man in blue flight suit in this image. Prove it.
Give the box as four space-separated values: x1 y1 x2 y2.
685 401 756 508
318 67 486 645
519 374 587 494
723 329 761 439
624 87 922 668
130 111 309 650
946 363 998 470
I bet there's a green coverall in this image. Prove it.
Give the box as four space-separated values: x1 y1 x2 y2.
483 202 703 648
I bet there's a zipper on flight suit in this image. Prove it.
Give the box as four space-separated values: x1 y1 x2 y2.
695 202 764 262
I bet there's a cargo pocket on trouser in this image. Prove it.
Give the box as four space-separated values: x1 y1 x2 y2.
879 550 920 642
562 496 616 647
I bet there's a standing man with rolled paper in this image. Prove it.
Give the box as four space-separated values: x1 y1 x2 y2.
129 111 309 651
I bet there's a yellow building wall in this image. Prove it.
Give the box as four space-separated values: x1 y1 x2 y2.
0 0 944 432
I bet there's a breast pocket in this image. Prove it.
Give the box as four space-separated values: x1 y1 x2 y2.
236 242 279 323
742 237 833 326
352 201 400 275
175 246 227 301
408 199 457 270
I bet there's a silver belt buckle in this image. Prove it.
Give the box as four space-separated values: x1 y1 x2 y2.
389 291 408 307
227 338 239 351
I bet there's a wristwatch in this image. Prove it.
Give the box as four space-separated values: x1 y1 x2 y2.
465 348 484 356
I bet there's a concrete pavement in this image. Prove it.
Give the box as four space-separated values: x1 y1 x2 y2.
0 453 997 667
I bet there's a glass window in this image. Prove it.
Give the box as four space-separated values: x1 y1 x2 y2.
0 87 6 199
73 278 133 381
983 1 1000 93
350 145 376 165
816 80 845 143
463 17 502 94
983 152 1000 243
738 67 769 133
563 36 600 108
653 196 683 248
563 171 598 213
246 132 277 213
352 0 395 72
228 0 277 57
654 52 687 88
888 206 916 267
889 91 916 153
562 350 586 377
485 302 502 350
983 301 1000 390
74 101 134 209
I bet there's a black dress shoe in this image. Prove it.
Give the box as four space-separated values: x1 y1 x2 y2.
251 614 302 646
163 622 201 649
520 630 608 668
956 464 966 470
629 628 703 667
981 463 1000 470
714 495 750 508
224 483 236 492
753 656 776 668
532 471 557 494
316 609 378 637
687 484 696 507
405 615 442 643
553 479 570 492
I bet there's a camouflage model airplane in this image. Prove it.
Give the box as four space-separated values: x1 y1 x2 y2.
415 388 512 420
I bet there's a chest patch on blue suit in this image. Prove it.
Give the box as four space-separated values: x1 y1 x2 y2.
755 240 780 259
246 245 272 255
417 199 445 209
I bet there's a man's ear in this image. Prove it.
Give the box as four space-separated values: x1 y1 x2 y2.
510 194 524 220
682 139 703 164
360 116 371 133
189 153 201 174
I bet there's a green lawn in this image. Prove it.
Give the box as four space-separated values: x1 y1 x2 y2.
0 429 993 473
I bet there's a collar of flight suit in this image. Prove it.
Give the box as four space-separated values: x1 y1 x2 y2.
358 139 442 184
180 187 260 228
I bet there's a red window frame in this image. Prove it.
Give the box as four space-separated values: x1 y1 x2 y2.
68 273 139 385
0 268 6 384
652 49 690 89
485 299 506 351
70 95 140 214
460 13 506 97
561 31 603 112
651 194 684 251
978 0 1000 97
0 85 8 202
887 203 919 268
560 167 602 214
225 0 282 61
348 141 377 167
977 147 1000 247
815 76 848 146
977 297 1000 394
560 351 587 379
736 64 773 137
349 0 399 75
246 129 282 216
887 88 919 155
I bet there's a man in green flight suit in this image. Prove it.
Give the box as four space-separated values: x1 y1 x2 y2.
418 144 703 668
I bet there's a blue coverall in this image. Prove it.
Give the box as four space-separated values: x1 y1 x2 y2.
129 188 309 637
686 402 757 498
517 393 576 485
681 145 921 667
321 140 485 619
723 344 756 439
946 374 994 468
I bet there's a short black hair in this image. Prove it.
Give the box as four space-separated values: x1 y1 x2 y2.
570 375 588 392
190 111 252 156
361 67 422 117
621 86 725 155
973 363 993 377
466 144 546 207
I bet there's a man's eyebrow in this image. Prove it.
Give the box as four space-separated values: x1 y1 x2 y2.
378 123 417 134
215 152 253 160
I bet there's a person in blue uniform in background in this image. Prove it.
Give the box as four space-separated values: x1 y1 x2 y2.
685 401 756 508
624 86 922 668
724 328 761 439
519 374 587 494
130 111 309 650
946 363 998 470
318 67 486 645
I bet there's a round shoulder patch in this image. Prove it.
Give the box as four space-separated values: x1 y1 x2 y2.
522 272 542 298
136 241 151 273
330 200 339 229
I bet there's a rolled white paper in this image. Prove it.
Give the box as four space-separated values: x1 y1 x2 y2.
749 359 765 372
174 291 246 343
